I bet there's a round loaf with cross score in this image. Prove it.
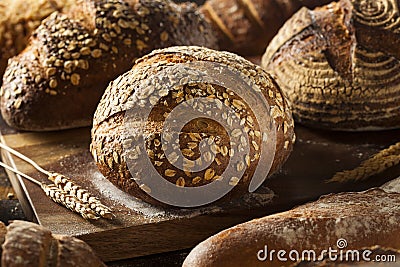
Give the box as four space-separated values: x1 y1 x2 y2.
262 0 400 131
0 0 217 131
90 46 295 206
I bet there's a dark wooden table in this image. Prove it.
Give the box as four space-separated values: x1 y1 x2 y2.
2 126 400 266
0 166 27 222
0 126 190 265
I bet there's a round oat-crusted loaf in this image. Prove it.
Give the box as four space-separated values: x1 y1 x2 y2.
0 0 76 80
262 0 400 131
90 46 295 207
0 0 217 131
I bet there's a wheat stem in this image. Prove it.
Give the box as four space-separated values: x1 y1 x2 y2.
0 160 42 186
0 142 51 176
0 142 113 219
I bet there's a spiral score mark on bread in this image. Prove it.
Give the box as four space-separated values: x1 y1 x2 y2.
0 0 217 131
200 0 332 56
0 220 105 267
0 0 76 79
183 188 400 267
262 0 400 130
91 46 295 206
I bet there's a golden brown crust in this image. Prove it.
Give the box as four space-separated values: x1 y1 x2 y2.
0 0 75 79
262 0 400 130
0 220 105 267
199 0 332 56
91 46 295 206
183 189 400 267
0 0 217 131
56 235 105 267
1 220 53 267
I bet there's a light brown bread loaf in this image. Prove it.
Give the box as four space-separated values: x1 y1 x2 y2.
0 0 217 131
262 0 400 130
90 46 295 206
0 220 105 267
200 0 332 56
183 188 400 267
0 0 76 79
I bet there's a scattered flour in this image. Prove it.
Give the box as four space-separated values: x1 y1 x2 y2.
89 171 275 219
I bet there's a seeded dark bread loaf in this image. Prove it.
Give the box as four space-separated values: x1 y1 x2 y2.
0 220 105 267
90 46 295 206
0 0 217 131
183 188 400 267
0 0 76 80
199 0 332 56
262 0 400 130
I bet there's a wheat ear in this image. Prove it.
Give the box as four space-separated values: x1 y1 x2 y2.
41 184 99 220
0 161 99 220
0 142 113 219
49 173 114 219
328 141 400 183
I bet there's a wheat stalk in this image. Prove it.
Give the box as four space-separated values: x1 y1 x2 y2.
49 173 114 219
0 142 52 176
41 184 99 220
0 142 114 219
328 141 400 183
0 160 99 220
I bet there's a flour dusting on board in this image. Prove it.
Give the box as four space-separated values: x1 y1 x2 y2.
90 171 172 218
90 171 275 218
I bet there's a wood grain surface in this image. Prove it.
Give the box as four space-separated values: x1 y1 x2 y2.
1 121 400 262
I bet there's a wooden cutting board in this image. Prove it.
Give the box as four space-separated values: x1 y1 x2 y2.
1 119 400 262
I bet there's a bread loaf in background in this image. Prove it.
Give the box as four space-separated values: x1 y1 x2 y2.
0 0 76 80
183 188 400 267
90 46 295 206
262 0 400 130
0 0 217 131
0 220 105 267
199 0 332 56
